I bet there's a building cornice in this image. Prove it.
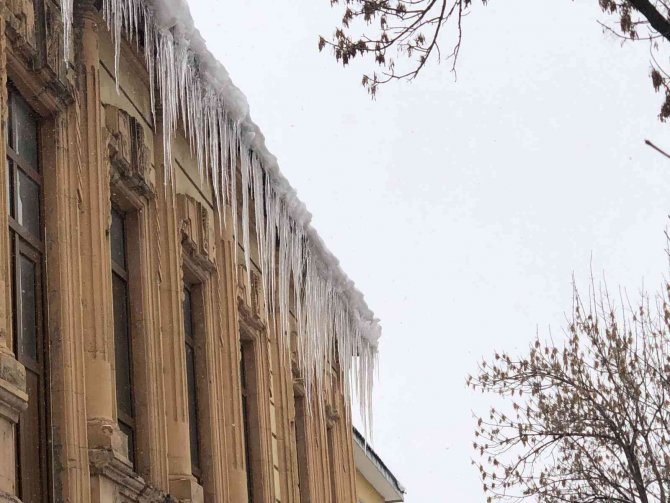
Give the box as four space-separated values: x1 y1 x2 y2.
353 428 405 502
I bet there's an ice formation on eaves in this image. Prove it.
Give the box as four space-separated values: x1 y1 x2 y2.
62 0 380 430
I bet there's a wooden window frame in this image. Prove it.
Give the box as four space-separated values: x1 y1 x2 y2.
7 83 51 503
106 99 156 480
110 204 137 465
240 339 255 503
293 387 312 503
237 307 269 503
180 243 218 489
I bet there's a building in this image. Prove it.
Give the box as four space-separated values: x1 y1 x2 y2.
0 0 381 501
353 429 405 503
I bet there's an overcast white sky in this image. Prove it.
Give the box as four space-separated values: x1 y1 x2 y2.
191 1 670 500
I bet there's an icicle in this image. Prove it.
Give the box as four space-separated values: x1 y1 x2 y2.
94 0 380 432
251 155 268 320
63 0 73 62
264 181 280 342
240 145 252 291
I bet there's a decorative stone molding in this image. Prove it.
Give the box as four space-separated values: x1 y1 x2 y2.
5 0 73 95
0 351 25 393
89 448 165 503
4 0 37 59
41 0 72 88
238 296 265 340
237 265 265 321
105 104 155 198
176 194 215 273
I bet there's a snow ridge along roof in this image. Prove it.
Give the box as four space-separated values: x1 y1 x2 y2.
64 0 380 429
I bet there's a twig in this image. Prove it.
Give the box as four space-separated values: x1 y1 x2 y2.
645 139 670 160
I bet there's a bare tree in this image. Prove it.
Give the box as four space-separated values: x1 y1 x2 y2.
467 268 670 502
321 0 670 118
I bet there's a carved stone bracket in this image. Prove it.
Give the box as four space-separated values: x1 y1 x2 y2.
87 417 126 456
236 266 264 320
326 403 341 426
176 194 215 273
105 104 155 199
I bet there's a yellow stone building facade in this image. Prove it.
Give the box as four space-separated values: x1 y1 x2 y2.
0 1 381 502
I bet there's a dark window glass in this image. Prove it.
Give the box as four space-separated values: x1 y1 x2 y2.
7 159 13 216
183 284 201 479
19 255 37 361
11 92 38 168
17 170 40 238
294 394 311 502
110 208 135 466
183 288 193 339
7 93 14 150
112 273 132 417
241 344 255 503
110 209 126 268
186 343 200 469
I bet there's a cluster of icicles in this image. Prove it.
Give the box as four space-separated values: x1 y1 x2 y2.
62 0 380 431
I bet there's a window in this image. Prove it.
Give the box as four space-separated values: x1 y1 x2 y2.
7 86 49 503
183 283 202 480
110 207 136 464
240 342 256 503
293 392 311 503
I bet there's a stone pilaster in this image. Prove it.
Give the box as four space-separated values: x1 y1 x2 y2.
270 316 300 503
76 0 122 473
238 296 276 503
42 103 92 502
216 216 248 501
178 195 231 501
154 126 203 503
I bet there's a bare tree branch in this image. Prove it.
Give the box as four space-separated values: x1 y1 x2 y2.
321 0 670 121
467 253 670 501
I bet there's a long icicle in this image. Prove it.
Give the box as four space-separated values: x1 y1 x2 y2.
98 0 380 433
